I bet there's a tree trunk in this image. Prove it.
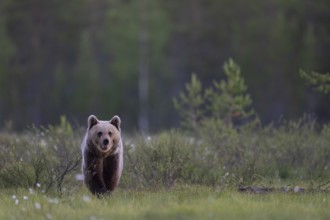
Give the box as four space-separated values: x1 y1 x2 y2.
138 0 149 133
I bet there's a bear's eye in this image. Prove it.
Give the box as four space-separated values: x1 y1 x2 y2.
97 132 102 137
108 131 112 136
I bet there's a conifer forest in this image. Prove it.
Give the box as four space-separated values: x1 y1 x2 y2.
0 0 329 131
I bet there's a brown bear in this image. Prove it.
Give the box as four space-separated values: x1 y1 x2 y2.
81 115 123 196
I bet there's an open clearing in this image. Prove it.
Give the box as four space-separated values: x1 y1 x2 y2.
1 185 329 220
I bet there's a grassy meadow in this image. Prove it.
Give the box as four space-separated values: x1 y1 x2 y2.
0 117 330 219
1 185 329 220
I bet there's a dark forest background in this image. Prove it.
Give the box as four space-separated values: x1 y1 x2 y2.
0 0 329 132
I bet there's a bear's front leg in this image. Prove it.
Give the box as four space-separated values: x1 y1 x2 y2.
83 153 107 195
103 153 123 192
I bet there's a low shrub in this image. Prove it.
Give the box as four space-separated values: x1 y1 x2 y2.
0 117 329 194
121 119 330 190
0 117 82 195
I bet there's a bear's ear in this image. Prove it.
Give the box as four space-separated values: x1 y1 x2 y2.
88 115 99 130
110 115 121 131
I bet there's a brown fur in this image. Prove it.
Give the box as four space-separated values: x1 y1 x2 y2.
81 115 123 196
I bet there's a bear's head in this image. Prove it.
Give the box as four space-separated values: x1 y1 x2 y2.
86 115 121 155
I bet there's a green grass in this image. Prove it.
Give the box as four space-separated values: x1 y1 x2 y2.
1 185 329 220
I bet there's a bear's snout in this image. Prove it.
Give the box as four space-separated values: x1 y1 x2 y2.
102 139 109 146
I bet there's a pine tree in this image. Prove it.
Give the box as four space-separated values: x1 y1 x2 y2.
206 59 256 126
300 70 330 96
174 59 258 133
173 74 206 132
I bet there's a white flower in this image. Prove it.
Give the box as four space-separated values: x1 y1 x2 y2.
46 213 52 219
48 198 59 205
75 174 84 181
39 139 47 148
15 199 19 205
29 188 34 194
35 202 41 210
23 196 28 200
293 186 301 193
36 183 41 188
12 195 17 200
83 195 91 203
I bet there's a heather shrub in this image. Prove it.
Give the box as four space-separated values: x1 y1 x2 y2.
0 117 82 195
120 123 329 190
0 119 329 193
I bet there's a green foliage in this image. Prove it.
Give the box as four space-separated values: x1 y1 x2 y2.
174 59 258 133
121 118 330 190
173 74 206 132
0 117 329 195
0 117 82 195
206 59 256 126
122 130 228 188
123 130 195 188
300 70 330 95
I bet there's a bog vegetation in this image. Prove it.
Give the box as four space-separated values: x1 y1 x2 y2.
0 60 329 196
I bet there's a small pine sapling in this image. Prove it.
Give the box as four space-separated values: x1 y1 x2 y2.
173 74 206 133
206 59 256 127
